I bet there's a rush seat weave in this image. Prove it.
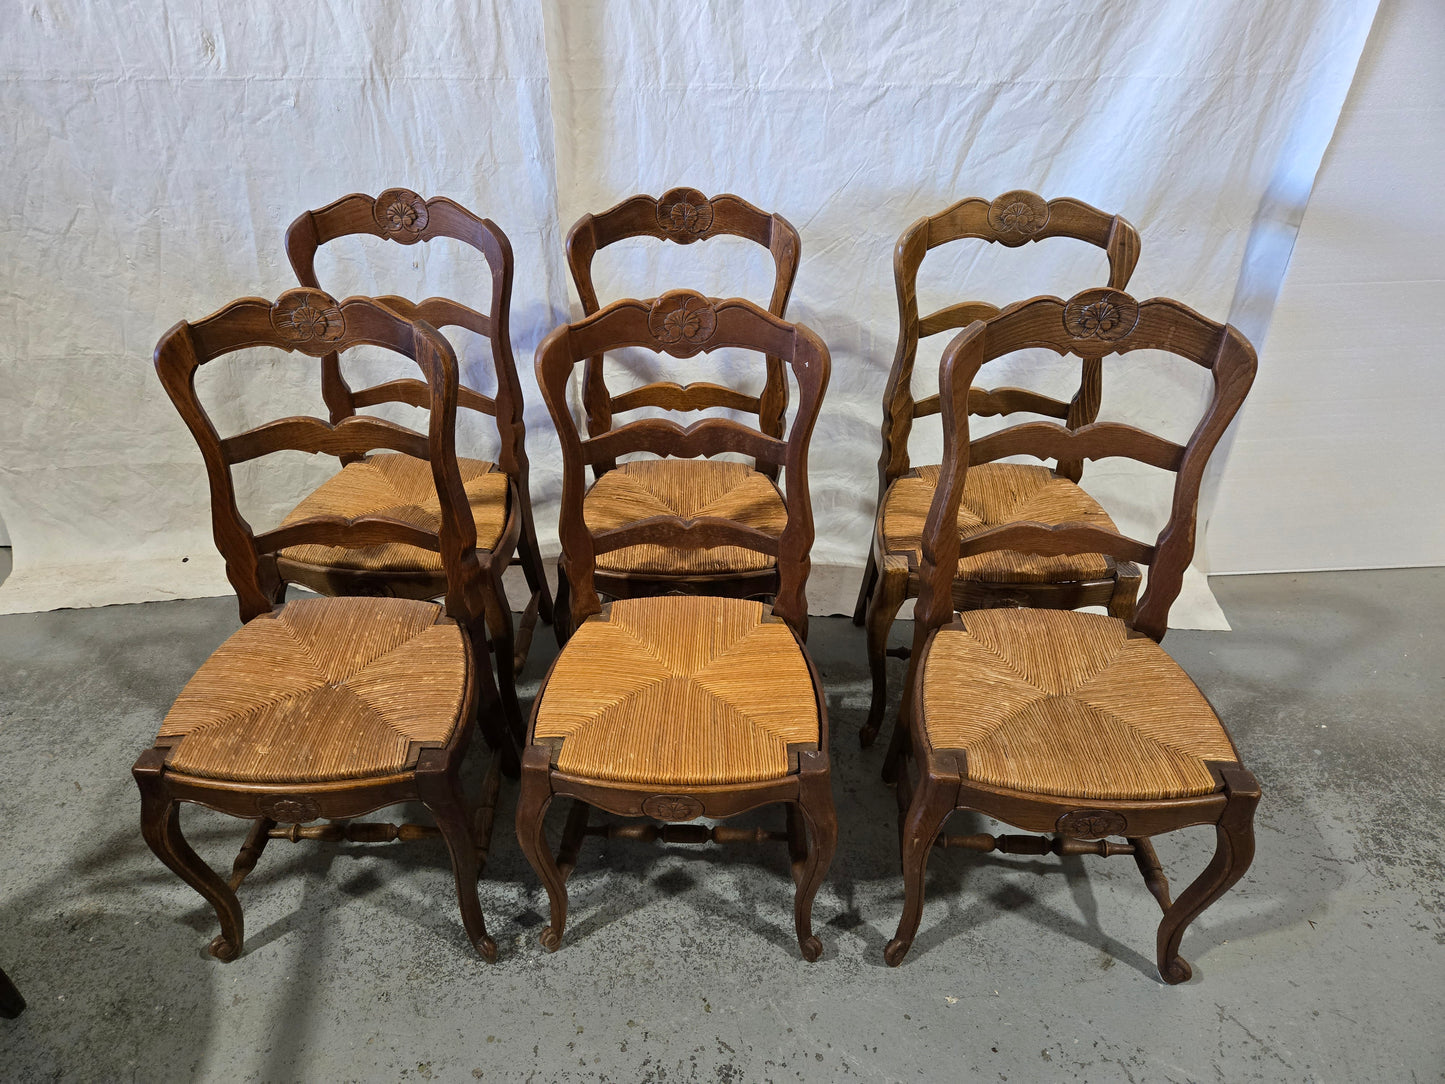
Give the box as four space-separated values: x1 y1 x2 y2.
278 453 509 571
883 463 1114 583
921 608 1238 800
919 612 1236 809
158 596 468 783
583 460 786 575
534 596 819 786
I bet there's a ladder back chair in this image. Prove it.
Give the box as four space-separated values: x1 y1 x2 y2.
138 291 506 961
883 289 1260 983
564 189 802 604
286 189 551 680
855 192 1143 746
518 290 837 960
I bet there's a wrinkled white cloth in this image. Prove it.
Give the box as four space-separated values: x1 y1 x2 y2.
0 0 1379 622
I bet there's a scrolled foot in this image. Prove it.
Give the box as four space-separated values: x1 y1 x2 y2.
539 926 562 952
474 935 499 963
208 934 241 962
1161 955 1192 985
799 935 823 963
883 938 911 967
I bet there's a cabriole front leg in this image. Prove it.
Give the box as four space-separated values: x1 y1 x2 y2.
133 751 245 961
515 746 569 951
1155 768 1260 984
884 768 957 967
416 750 497 962
791 753 837 962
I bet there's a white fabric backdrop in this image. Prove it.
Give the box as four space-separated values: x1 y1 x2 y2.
1205 0 1445 574
0 0 1379 622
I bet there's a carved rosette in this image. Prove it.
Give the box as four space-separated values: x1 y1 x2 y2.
270 288 345 347
260 796 320 824
373 187 429 240
988 190 1050 239
647 291 718 355
656 187 715 243
1056 809 1128 839
1063 288 1139 342
641 794 704 822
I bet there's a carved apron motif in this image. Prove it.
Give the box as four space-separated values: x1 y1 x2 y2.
641 794 705 822
1056 809 1128 839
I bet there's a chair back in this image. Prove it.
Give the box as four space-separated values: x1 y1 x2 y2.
881 191 1141 485
566 189 802 478
535 290 829 638
913 289 1255 644
285 189 527 479
155 289 484 624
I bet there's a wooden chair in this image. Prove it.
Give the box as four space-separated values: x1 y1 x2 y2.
285 189 551 686
516 290 837 960
883 289 1260 983
562 189 802 611
137 291 505 961
854 192 1142 746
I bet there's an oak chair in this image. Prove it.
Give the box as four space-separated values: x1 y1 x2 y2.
285 189 551 687
882 289 1260 983
516 290 837 960
855 192 1143 745
138 291 505 961
563 189 802 609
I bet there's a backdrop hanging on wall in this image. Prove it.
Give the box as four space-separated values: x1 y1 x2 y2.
0 0 1379 623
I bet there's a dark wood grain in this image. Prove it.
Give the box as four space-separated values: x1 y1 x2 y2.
566 188 801 480
882 289 1262 983
855 193 1144 746
536 291 827 638
140 293 507 962
516 291 838 960
286 189 554 651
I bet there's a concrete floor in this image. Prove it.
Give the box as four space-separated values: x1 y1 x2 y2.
0 569 1441 1081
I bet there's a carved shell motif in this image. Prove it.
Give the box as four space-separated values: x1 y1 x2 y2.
270 288 345 347
1056 809 1128 839
647 291 718 355
656 187 715 242
373 187 429 240
1063 288 1139 342
988 190 1050 239
260 796 320 824
642 794 705 822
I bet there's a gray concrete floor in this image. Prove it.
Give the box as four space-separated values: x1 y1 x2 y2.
0 569 1441 1081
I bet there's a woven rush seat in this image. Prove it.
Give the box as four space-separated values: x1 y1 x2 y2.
883 462 1114 583
534 595 819 786
921 608 1237 801
158 596 468 783
278 453 509 572
583 459 786 575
